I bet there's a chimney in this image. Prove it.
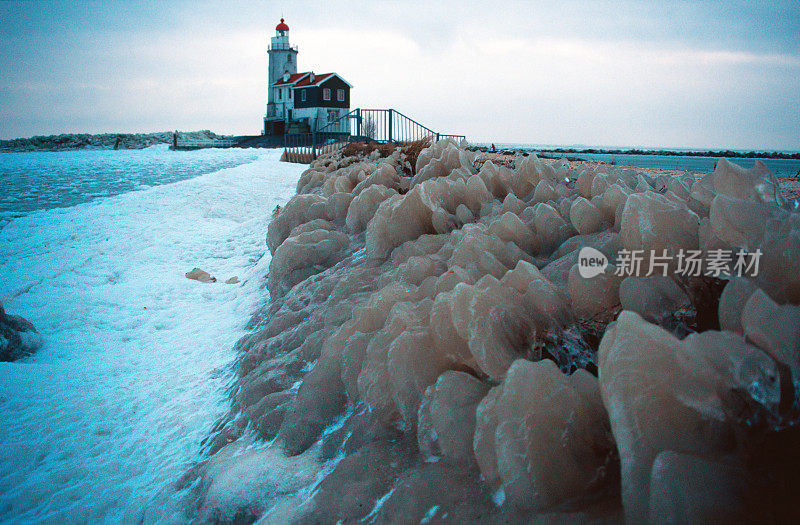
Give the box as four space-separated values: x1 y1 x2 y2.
309 72 315 83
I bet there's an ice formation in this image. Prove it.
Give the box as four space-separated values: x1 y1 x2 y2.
196 140 800 522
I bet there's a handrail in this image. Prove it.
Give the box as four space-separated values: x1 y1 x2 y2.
316 108 359 133
282 107 466 162
390 109 437 135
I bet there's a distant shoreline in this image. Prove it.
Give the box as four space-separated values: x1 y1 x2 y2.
471 144 800 160
0 131 229 152
4 132 798 160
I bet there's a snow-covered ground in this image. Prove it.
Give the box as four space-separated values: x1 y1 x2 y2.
0 149 304 522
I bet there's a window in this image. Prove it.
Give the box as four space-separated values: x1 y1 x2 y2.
327 109 338 122
323 88 331 101
337 89 345 101
289 89 292 99
287 54 292 63
276 88 281 101
301 90 307 102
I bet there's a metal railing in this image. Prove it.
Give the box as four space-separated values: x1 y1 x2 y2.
283 108 466 162
268 43 298 52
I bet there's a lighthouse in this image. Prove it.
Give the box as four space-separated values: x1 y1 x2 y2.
264 18 352 136
267 18 298 107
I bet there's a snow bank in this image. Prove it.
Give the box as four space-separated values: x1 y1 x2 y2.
198 142 800 522
0 149 303 522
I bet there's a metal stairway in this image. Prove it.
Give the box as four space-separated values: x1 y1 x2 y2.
282 108 465 163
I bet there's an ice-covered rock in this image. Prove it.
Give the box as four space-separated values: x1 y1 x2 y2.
516 154 543 196
202 141 800 523
709 195 800 302
595 183 631 228
487 212 539 253
387 326 451 430
477 161 517 199
449 276 540 380
590 173 610 198
620 190 700 254
648 451 745 524
691 158 784 218
709 194 779 250
278 353 347 455
192 436 322 523
415 138 471 175
690 172 716 210
267 194 327 253
741 289 800 377
473 359 615 511
598 311 779 523
713 158 783 205
576 168 595 198
568 264 623 319
532 179 557 203
412 143 475 187
532 202 576 254
618 276 690 323
351 162 403 195
553 230 621 260
666 176 691 201
718 277 758 333
346 184 397 233
268 229 350 298
698 216 728 251
417 371 490 460
569 197 603 235
758 211 800 303
367 176 492 259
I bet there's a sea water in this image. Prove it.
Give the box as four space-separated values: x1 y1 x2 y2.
0 144 266 228
0 147 304 522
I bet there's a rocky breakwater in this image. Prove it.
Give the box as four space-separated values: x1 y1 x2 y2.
193 140 800 523
0 130 224 151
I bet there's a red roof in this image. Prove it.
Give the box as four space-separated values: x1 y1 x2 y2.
276 18 289 31
293 73 334 87
272 72 309 86
272 71 353 88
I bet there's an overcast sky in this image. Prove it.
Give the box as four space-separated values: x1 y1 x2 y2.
1 0 798 149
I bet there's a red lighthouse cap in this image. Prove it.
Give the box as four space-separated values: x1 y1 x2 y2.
276 18 289 31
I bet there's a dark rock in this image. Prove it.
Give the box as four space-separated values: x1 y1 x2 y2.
0 303 43 361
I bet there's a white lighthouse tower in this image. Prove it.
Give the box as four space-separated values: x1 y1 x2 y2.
267 18 298 107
